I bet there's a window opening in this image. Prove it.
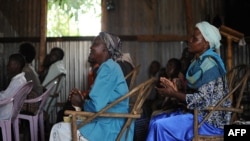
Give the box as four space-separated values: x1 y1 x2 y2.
47 0 101 37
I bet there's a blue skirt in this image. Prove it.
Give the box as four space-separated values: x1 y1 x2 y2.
146 109 224 141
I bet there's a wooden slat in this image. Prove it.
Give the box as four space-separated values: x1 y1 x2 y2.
0 34 187 43
39 0 47 71
184 0 194 36
64 111 141 118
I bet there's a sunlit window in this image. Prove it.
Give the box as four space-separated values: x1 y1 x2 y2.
47 0 101 37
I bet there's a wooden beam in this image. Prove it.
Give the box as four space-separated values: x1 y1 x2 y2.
184 0 194 37
0 35 188 43
133 35 187 42
39 0 47 72
226 37 233 70
220 25 244 42
219 25 244 70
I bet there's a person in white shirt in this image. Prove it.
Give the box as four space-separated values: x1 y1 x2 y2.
39 47 66 119
0 53 26 119
39 47 66 87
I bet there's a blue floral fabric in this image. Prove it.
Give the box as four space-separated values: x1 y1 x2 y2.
186 77 231 128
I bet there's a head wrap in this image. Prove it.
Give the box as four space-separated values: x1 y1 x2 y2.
116 53 135 67
196 21 221 54
98 32 122 60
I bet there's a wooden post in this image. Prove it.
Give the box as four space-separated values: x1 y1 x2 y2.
184 0 193 37
226 37 233 70
39 0 47 72
219 25 244 70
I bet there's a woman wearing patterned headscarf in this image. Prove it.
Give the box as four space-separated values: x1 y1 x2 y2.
98 32 135 88
49 32 133 141
98 32 123 60
146 21 230 141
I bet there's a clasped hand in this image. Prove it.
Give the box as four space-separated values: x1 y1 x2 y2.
68 88 84 108
155 77 178 97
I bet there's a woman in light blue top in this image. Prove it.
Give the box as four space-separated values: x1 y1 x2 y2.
49 32 133 141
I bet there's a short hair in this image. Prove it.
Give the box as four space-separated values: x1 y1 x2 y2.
151 60 161 69
9 53 26 70
167 58 182 73
50 47 64 60
19 42 36 63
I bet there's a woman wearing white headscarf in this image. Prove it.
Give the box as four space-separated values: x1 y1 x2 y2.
146 21 230 141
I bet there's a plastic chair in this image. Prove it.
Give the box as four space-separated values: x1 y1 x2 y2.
65 77 157 141
17 83 56 141
43 73 66 112
43 73 66 123
0 81 33 141
192 65 250 141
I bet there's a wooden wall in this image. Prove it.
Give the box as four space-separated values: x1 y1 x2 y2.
0 0 41 37
101 0 226 84
0 0 233 94
1 0 250 120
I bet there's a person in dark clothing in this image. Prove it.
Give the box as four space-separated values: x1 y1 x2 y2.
116 53 135 87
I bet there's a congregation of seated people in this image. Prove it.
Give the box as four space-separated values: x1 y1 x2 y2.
0 21 234 141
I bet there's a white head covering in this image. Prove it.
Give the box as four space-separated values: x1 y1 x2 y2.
118 53 135 67
196 21 221 54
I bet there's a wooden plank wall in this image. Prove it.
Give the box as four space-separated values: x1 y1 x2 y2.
0 0 41 37
2 0 250 121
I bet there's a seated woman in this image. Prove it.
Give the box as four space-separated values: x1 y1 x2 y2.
146 21 231 141
49 32 133 141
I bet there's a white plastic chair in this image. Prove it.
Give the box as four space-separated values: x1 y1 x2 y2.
0 81 33 141
18 83 56 141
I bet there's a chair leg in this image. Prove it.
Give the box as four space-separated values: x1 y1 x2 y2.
1 125 8 141
39 113 45 141
28 118 35 141
13 119 20 141
33 117 39 141
3 122 12 141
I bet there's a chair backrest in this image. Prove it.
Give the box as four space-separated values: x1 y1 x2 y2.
76 77 157 129
201 66 249 126
65 77 157 141
26 83 57 115
43 73 66 94
43 73 66 112
129 77 156 115
226 64 249 91
227 65 250 123
125 64 141 90
116 77 157 140
193 65 250 141
11 81 33 122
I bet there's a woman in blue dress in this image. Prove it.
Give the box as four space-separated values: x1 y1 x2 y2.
146 21 231 141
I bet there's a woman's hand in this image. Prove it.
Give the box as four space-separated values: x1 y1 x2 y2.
69 88 82 100
69 88 84 107
160 77 178 91
155 77 178 97
70 93 84 108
